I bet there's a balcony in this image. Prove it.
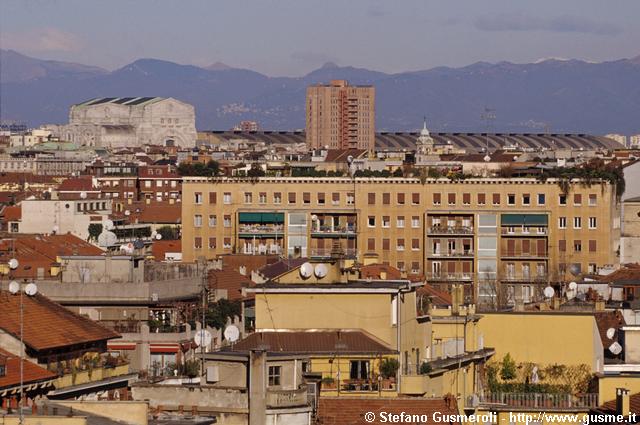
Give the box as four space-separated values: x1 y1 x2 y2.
427 226 474 235
238 224 284 238
310 247 357 258
311 224 357 238
425 272 473 282
427 250 474 258
501 274 548 282
242 244 282 255
501 251 548 259
469 393 599 410
501 227 548 236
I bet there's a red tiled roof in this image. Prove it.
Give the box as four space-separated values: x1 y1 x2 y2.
258 258 308 280
359 264 402 280
0 291 119 352
132 203 181 224
151 239 181 260
594 310 626 349
316 397 459 425
57 176 97 192
416 284 453 308
1 205 21 222
324 149 368 163
0 348 56 390
16 234 104 259
594 392 640 423
225 330 396 354
597 264 640 284
209 269 253 301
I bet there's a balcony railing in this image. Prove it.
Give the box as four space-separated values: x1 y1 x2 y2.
242 245 282 255
311 225 357 235
501 228 548 236
428 250 474 257
470 393 599 409
238 224 284 234
425 273 473 281
310 247 357 258
501 251 548 258
427 226 474 235
502 274 548 282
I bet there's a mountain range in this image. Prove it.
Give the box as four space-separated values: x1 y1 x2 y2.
1 49 639 134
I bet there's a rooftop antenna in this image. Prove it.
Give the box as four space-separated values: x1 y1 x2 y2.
481 107 496 154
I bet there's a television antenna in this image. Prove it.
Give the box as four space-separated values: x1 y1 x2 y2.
481 107 496 153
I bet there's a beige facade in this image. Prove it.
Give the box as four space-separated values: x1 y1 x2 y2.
620 197 640 264
182 176 620 304
306 80 375 151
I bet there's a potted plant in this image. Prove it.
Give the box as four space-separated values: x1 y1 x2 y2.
321 376 336 390
379 358 399 389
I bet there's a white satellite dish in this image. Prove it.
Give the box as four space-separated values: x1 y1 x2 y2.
314 263 328 278
606 328 616 340
346 155 354 164
544 286 555 298
155 233 162 240
24 283 38 296
8 259 19 270
97 231 117 247
80 191 87 199
224 325 240 343
609 341 623 355
299 262 313 278
194 329 212 347
568 281 578 290
104 220 114 231
124 210 131 216
483 154 491 162
8 281 20 294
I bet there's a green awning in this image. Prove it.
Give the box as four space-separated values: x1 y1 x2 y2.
239 212 284 224
501 214 548 226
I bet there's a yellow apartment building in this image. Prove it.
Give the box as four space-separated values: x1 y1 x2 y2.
182 176 620 305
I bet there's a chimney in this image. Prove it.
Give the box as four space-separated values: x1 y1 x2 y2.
616 388 630 416
552 297 561 310
595 299 605 311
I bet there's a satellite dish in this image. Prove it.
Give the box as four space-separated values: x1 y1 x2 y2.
8 281 20 294
568 281 578 290
24 283 38 296
194 329 212 347
124 210 131 216
104 220 114 231
569 264 581 276
155 233 162 240
223 325 240 343
606 328 616 340
314 263 328 278
299 262 313 278
133 239 145 249
544 286 555 298
609 341 622 355
347 155 354 164
483 154 491 162
311 215 318 221
8 259 19 270
80 191 87 199
98 231 117 247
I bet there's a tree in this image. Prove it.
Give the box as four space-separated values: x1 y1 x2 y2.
88 223 103 241
177 160 220 177
206 299 242 331
500 353 517 381
379 357 400 379
392 168 404 177
157 225 179 240
247 164 265 177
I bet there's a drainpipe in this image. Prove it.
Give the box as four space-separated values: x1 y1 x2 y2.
396 287 401 395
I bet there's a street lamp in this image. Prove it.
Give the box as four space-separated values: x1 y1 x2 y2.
7 258 38 425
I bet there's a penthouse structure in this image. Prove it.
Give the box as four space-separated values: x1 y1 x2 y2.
306 80 375 151
181 176 620 306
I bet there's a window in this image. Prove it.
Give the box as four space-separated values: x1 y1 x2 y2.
368 193 376 205
589 194 597 206
537 194 546 205
397 262 405 272
433 193 441 205
382 216 390 227
559 217 567 229
194 192 203 204
463 193 471 205
589 240 597 252
574 194 582 206
209 192 217 204
478 193 486 205
259 192 267 204
559 240 566 252
411 216 420 228
559 194 567 206
367 238 375 251
412 238 420 250
349 360 369 380
522 194 530 206
397 193 405 205
288 192 296 204
382 238 390 250
574 240 582 252
448 193 456 205
346 192 355 205
507 194 516 205
223 215 231 228
144 180 152 188
396 216 405 228
588 263 597 274
194 214 203 227
194 237 202 249
382 193 390 205
492 193 500 205
208 237 216 249
208 215 217 227
223 238 232 249
589 217 597 229
332 192 340 205
412 193 420 205
574 217 582 229
397 238 405 251
411 262 420 274
268 366 281 386
368 216 376 227
244 192 252 204
273 192 281 204
303 192 311 204
223 192 231 204
317 192 325 205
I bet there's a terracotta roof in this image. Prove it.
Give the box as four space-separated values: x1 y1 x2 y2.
316 397 459 425
0 173 56 184
224 330 396 355
0 348 56 390
0 291 119 352
16 234 104 259
151 239 181 260
209 268 253 301
57 176 97 192
593 392 640 423
324 149 368 163
359 263 402 280
417 284 453 308
258 257 308 280
594 310 626 352
1 205 21 222
132 203 181 224
598 264 640 285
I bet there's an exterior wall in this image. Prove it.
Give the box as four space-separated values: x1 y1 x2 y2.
1 417 86 425
182 177 619 287
61 256 143 284
478 313 603 372
621 200 640 264
53 401 148 425
597 375 640 403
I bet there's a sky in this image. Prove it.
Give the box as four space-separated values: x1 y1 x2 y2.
1 0 639 76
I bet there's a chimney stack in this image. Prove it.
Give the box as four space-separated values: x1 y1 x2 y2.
616 388 630 416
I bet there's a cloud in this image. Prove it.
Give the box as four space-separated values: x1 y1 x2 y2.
474 14 622 36
3 27 84 52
